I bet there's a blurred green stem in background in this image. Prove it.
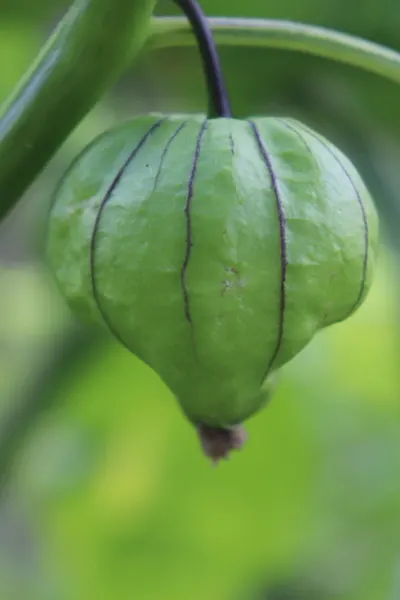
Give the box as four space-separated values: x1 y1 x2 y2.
2 9 400 220
0 325 103 491
0 0 156 222
149 17 400 87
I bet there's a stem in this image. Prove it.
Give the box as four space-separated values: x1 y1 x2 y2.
173 1 231 118
0 0 156 222
0 325 102 491
148 17 400 88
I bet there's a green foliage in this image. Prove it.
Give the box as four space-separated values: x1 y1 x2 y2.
0 1 399 600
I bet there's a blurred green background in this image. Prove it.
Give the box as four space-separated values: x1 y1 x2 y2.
0 1 400 599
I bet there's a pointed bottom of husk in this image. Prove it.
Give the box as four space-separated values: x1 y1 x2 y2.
196 423 248 464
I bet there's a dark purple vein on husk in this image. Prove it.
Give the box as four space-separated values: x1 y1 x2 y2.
294 121 369 316
277 118 314 155
90 119 164 347
153 121 188 190
249 120 287 380
229 132 236 155
181 119 208 326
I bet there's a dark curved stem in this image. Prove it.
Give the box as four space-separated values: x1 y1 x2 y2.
173 0 232 118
